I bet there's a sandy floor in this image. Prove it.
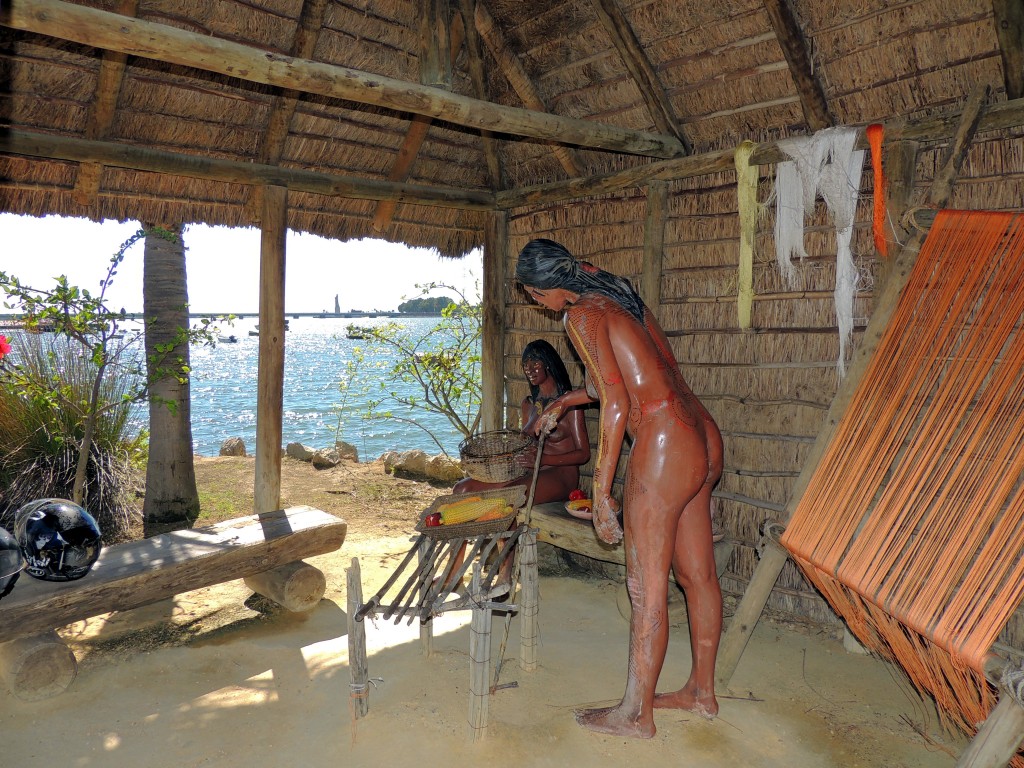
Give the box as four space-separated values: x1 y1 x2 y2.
1 527 966 768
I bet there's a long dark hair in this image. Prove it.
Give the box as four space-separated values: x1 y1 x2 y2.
521 339 573 400
515 238 646 323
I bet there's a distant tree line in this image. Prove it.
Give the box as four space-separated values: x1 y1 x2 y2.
398 296 454 314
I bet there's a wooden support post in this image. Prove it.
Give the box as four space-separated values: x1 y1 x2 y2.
878 139 920 289
0 630 78 701
640 180 667 313
481 211 507 432
468 563 491 740
254 184 287 514
518 530 539 672
243 560 326 612
418 536 434 656
715 85 990 689
347 557 369 719
954 693 1024 768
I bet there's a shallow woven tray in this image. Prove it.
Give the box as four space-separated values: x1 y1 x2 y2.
415 486 527 539
459 429 535 483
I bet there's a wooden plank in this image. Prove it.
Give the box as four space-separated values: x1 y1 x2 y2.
1 0 684 160
527 503 625 565
993 0 1024 100
0 506 347 643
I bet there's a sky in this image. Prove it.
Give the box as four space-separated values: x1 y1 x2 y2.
0 213 482 315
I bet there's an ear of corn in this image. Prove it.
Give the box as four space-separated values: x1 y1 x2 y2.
437 497 513 524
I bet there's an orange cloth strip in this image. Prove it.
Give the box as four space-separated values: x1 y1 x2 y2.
866 123 888 256
780 210 1024 754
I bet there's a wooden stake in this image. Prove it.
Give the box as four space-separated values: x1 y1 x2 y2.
347 558 369 719
468 563 491 740
518 530 539 672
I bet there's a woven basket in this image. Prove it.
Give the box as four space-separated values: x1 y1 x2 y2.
458 429 535 483
416 486 527 539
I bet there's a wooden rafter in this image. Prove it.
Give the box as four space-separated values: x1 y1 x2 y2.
474 1 583 177
993 0 1024 100
591 0 690 153
1 0 685 160
72 0 138 207
246 0 330 219
420 0 452 87
372 13 467 234
763 0 832 131
459 0 503 189
2 129 495 211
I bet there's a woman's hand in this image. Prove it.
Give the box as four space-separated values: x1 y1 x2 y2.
536 403 564 436
592 494 623 545
515 446 538 469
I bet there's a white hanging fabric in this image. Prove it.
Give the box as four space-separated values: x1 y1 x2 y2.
775 127 865 376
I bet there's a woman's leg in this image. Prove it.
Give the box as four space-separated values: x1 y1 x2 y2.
576 425 705 738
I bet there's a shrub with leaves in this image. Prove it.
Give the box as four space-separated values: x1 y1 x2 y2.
0 333 146 542
339 281 481 456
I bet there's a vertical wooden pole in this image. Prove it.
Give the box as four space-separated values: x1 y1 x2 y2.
640 180 667 312
468 562 491 740
878 139 920 290
518 529 539 672
347 557 369 718
481 211 507 432
254 184 287 514
418 536 434 656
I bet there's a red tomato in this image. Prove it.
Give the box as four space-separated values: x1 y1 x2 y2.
424 512 442 527
568 489 586 501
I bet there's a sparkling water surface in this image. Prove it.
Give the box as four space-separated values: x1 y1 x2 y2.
187 316 466 459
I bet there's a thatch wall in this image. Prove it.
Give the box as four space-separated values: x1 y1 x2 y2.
503 127 1024 643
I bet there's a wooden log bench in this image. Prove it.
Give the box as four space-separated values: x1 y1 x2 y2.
525 501 735 623
0 505 347 701
524 501 735 575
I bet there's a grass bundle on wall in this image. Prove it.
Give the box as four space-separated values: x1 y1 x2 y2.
0 334 145 542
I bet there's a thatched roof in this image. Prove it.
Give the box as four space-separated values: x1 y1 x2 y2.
1 0 1021 257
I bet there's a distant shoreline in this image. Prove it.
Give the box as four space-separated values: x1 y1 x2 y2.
0 310 444 327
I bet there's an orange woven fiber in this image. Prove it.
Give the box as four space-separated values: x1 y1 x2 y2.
866 123 888 256
781 210 1024 752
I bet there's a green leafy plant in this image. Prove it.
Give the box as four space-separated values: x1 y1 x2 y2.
340 280 481 456
0 227 221 517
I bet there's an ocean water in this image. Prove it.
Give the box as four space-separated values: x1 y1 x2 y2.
186 316 468 459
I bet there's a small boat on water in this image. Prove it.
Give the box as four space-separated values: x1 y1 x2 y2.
346 325 370 340
219 334 239 344
249 320 289 337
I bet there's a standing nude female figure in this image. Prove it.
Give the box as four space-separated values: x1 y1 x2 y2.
516 238 724 739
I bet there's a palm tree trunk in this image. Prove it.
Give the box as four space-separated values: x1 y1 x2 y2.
142 224 199 536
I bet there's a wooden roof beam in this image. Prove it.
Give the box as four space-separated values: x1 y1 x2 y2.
993 0 1024 100
1 129 496 211
474 1 583 177
459 0 503 189
763 0 833 131
2 0 685 160
498 93 1022 209
372 12 467 233
72 0 138 207
591 0 691 153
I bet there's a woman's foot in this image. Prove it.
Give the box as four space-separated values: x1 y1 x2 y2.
652 686 718 719
574 704 655 738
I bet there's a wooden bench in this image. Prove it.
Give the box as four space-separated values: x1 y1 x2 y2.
0 505 347 701
524 501 735 576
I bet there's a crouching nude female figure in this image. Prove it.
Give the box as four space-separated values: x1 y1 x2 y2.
516 238 724 739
